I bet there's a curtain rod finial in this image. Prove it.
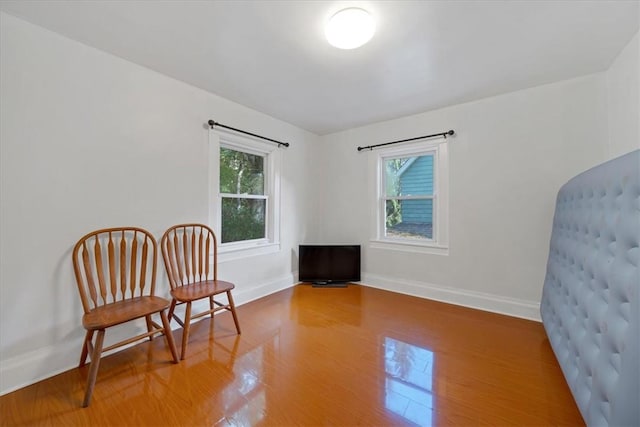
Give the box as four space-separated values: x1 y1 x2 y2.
207 119 216 128
448 130 455 136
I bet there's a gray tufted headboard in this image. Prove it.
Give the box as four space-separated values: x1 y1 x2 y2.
540 149 639 426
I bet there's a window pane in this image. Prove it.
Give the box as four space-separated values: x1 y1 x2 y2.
385 199 433 240
221 198 266 243
220 147 264 195
385 155 434 197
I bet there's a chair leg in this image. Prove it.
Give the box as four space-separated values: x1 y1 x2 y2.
160 309 179 363
79 330 94 367
180 302 192 360
227 291 241 334
168 299 177 323
145 315 154 341
82 329 105 408
209 295 215 319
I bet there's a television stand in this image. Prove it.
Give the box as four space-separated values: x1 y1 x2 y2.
311 281 348 288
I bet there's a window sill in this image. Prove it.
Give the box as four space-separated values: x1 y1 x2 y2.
369 239 449 256
218 241 280 263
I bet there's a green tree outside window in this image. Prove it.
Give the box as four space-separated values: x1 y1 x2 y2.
220 147 267 243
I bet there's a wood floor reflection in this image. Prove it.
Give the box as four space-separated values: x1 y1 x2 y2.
0 284 584 426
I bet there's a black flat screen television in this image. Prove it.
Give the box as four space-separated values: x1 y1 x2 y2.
299 245 361 285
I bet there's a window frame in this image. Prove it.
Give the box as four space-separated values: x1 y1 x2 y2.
209 129 281 261
370 139 449 256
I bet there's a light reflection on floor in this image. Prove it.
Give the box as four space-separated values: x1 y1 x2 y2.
219 341 268 425
384 337 434 427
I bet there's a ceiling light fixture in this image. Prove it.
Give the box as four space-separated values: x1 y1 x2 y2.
325 8 375 50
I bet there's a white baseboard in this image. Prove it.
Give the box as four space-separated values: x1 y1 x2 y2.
0 338 85 398
361 273 541 322
0 273 296 397
233 272 295 306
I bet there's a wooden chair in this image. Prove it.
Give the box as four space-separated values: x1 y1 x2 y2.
160 223 241 360
72 227 179 407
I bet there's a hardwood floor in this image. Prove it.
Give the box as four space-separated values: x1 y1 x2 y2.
0 284 584 426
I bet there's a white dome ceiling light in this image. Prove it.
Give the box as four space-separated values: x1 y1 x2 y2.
325 7 375 50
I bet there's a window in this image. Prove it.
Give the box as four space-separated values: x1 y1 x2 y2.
383 153 435 240
210 130 281 260
220 147 266 244
371 140 449 255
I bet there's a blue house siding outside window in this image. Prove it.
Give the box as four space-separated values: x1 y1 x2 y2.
400 199 433 223
399 156 433 223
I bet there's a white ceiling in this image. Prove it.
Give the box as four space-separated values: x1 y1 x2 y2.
1 1 638 135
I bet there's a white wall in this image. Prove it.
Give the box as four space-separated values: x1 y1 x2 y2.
0 12 320 395
317 74 610 320
606 31 640 159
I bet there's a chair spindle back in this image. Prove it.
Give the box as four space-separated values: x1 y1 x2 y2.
72 227 158 313
161 224 218 290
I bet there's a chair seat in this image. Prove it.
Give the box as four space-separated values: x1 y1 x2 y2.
82 296 171 330
171 280 235 303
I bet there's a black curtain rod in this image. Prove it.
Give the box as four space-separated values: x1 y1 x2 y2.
357 129 455 152
208 119 290 148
